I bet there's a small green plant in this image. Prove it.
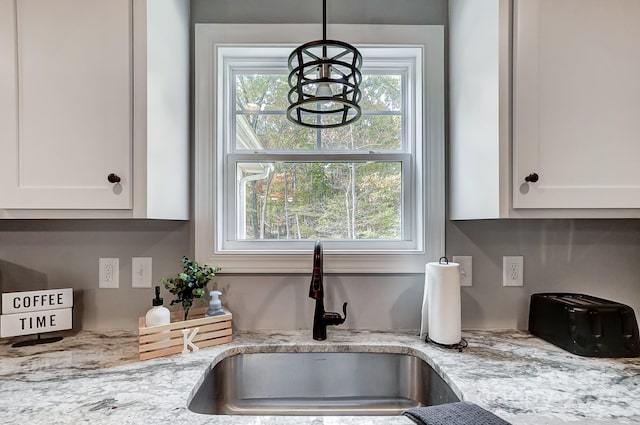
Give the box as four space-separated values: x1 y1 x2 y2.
161 256 221 321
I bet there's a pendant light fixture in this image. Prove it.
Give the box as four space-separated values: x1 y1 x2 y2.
287 0 363 129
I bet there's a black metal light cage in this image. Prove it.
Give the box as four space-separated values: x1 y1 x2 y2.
286 0 363 129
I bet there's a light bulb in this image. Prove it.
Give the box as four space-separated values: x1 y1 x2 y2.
316 82 333 98
316 62 333 98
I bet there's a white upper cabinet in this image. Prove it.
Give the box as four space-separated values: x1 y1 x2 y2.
0 0 189 219
450 0 640 219
513 0 640 209
0 0 132 210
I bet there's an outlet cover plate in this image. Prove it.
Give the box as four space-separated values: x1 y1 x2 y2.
503 256 524 287
99 258 119 289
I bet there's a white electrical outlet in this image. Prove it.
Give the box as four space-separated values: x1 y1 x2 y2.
503 256 523 287
452 256 472 287
132 257 153 288
99 258 119 289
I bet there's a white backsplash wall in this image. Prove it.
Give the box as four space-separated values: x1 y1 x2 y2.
449 219 640 329
211 274 424 331
0 220 190 330
1 219 640 331
217 220 640 332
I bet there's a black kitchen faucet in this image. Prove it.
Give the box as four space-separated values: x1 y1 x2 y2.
309 240 347 340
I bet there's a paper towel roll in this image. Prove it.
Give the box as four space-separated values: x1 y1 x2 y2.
420 261 461 345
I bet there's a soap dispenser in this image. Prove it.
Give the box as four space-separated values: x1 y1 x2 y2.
205 290 225 316
145 286 171 327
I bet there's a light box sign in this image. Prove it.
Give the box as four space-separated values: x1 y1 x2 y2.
1 288 73 338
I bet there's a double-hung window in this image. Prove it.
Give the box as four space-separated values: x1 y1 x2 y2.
195 24 444 273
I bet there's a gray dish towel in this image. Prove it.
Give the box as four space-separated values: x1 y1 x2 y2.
403 401 511 425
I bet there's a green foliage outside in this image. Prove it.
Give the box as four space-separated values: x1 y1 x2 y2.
235 73 404 241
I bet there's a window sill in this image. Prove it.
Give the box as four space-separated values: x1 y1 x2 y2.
198 251 438 274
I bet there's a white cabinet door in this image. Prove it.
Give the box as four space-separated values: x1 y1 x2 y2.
513 0 640 209
0 0 132 209
0 1 19 186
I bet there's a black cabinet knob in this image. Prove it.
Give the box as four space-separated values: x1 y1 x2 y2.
524 173 539 183
107 173 121 184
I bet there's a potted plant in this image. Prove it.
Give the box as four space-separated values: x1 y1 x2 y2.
161 256 221 321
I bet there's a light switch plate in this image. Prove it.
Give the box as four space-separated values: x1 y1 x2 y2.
132 257 152 288
452 256 472 286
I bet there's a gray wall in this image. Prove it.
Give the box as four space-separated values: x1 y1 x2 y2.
0 220 189 330
448 219 640 329
1 1 639 333
192 0 448 25
2 218 639 332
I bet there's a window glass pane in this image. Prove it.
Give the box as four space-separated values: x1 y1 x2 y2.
234 73 403 152
235 74 289 112
234 72 401 112
236 114 317 151
237 161 402 240
236 114 401 151
359 74 402 112
321 115 402 150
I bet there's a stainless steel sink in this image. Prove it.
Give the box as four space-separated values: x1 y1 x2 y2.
188 351 460 416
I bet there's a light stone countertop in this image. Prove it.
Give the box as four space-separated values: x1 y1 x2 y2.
0 329 638 425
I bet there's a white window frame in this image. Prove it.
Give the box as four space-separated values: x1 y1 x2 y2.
195 24 444 274
225 52 415 250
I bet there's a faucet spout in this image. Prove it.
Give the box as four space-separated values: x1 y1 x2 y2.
309 240 323 300
309 240 348 340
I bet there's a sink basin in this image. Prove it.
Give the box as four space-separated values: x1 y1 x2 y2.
188 351 460 416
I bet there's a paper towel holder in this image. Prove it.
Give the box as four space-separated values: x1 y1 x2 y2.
425 256 469 352
426 335 468 352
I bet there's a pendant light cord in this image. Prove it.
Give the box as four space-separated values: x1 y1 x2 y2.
322 0 327 57
322 0 327 42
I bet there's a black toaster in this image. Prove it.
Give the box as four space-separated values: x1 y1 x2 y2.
529 293 640 358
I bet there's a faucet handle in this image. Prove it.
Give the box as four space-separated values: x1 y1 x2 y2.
322 302 348 326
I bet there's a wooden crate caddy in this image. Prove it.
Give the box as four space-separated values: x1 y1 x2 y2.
138 306 232 360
